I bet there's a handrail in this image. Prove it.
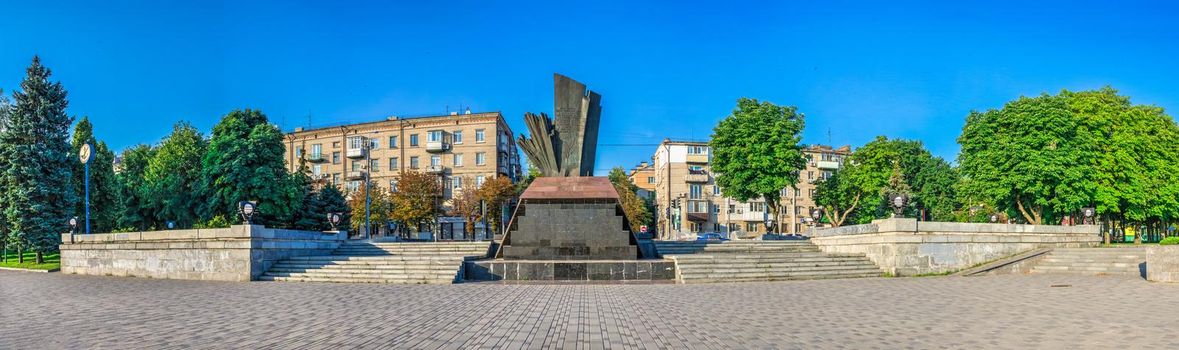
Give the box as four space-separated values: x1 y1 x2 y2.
493 199 525 259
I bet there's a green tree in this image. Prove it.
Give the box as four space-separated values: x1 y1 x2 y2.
287 160 321 230
0 57 75 263
143 122 206 228
477 176 517 236
348 181 394 234
813 136 958 226
71 117 122 233
608 167 652 231
200 109 298 226
0 89 9 258
115 144 156 230
316 185 351 231
710 98 807 232
390 171 441 234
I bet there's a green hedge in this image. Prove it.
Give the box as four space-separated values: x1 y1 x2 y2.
1161 237 1179 246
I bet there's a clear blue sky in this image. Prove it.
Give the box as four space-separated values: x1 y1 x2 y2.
3 1 1177 174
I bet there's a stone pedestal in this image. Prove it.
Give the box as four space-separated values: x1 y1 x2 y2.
502 177 638 260
1147 246 1179 282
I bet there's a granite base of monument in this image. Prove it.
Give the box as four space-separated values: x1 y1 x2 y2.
467 177 671 283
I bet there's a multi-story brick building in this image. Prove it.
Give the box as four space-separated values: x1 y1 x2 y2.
627 161 657 201
643 139 849 239
282 111 522 239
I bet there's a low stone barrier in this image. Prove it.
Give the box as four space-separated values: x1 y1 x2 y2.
1146 246 1179 282
60 225 345 281
810 218 1100 276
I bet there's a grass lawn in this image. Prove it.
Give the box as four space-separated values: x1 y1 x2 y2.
0 251 60 271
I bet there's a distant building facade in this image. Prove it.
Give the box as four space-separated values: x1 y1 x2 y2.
642 139 849 239
282 111 522 239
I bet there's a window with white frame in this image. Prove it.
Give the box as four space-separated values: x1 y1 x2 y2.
475 129 485 143
453 130 463 144
452 177 462 189
389 157 398 170
453 153 463 166
427 130 443 142
388 136 397 148
431 155 441 166
369 138 379 149
409 134 419 147
475 152 486 165
370 159 379 172
409 156 419 169
475 175 485 187
689 184 702 199
312 164 322 176
310 144 322 157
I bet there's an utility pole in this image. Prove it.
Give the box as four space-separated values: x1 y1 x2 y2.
363 136 372 240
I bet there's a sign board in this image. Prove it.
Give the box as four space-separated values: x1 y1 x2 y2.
639 225 648 233
79 143 93 164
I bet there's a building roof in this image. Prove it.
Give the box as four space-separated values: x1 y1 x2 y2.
286 111 508 136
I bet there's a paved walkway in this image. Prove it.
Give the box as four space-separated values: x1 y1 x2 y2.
2 271 1177 349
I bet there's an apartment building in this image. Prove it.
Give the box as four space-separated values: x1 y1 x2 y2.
283 111 522 239
627 161 657 201
645 139 849 239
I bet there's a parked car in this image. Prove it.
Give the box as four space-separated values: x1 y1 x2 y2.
696 233 730 241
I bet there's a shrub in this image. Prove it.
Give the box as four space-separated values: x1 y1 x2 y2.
1160 237 1179 246
194 215 232 229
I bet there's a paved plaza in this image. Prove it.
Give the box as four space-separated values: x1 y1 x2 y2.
2 271 1177 349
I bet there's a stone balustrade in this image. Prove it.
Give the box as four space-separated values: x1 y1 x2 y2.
60 225 345 281
810 218 1100 276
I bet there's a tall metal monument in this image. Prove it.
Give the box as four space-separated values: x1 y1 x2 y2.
517 73 602 177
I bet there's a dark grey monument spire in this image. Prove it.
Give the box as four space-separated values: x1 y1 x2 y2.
517 73 602 177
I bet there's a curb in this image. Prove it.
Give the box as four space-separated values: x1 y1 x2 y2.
0 266 59 273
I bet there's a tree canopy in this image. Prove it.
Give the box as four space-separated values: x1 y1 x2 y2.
710 98 807 231
143 122 206 228
200 109 297 226
608 167 652 231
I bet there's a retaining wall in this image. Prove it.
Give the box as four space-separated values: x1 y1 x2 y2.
810 218 1100 276
60 225 345 281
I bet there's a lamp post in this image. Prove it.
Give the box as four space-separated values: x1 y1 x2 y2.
78 143 93 234
990 214 999 223
327 212 342 231
889 193 909 218
238 201 257 224
811 208 823 228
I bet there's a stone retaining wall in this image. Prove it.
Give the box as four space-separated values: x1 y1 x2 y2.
1146 246 1179 283
810 218 1100 276
60 225 345 281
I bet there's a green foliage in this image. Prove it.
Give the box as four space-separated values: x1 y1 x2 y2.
349 181 395 233
710 98 807 229
315 185 351 231
390 171 441 230
143 122 206 228
1159 237 1179 246
115 144 156 231
814 136 958 226
200 109 298 226
959 87 1179 225
608 167 652 230
194 215 232 229
0 57 75 262
71 117 123 233
0 251 60 271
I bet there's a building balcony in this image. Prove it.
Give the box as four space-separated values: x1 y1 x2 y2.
426 141 451 153
425 165 445 173
685 171 709 183
345 171 367 181
685 153 709 164
345 148 367 159
306 153 327 163
729 211 767 222
816 160 840 170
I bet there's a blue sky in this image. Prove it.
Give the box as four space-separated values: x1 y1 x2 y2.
2 1 1177 174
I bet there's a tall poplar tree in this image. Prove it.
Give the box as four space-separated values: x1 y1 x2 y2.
0 57 75 263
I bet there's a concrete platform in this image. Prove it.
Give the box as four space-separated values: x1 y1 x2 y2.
465 259 676 282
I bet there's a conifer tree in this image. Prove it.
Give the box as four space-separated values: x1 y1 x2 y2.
200 109 296 226
0 57 75 263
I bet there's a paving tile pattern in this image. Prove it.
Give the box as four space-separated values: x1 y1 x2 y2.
2 271 1178 349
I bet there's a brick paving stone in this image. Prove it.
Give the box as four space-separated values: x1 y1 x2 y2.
2 271 1179 349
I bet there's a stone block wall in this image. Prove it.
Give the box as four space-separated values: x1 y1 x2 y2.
60 225 344 281
810 218 1100 276
1146 246 1179 283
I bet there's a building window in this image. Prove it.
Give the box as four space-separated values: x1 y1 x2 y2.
389 157 398 170
312 164 322 176
332 141 340 148
809 189 815 198
647 176 655 184
410 134 419 147
351 160 361 172
348 137 365 150
453 130 463 144
409 156 419 169
687 146 708 154
475 129 485 143
751 202 765 212
712 204 720 214
428 130 443 142
807 171 813 180
390 180 398 192
431 155 441 167
452 177 462 189
689 184 702 199
453 153 463 166
295 146 303 158
310 144 322 158
331 173 340 185
346 181 360 192
475 152 486 165
747 223 757 232
388 136 398 149
332 152 340 164
713 186 721 195
370 159 379 172
475 175 485 187
370 139 379 149
729 223 740 232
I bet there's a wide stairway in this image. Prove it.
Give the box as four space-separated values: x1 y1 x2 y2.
259 242 491 284
656 241 883 283
1030 247 1146 277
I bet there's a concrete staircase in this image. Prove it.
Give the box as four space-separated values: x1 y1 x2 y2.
655 241 883 283
259 242 491 284
1030 247 1147 277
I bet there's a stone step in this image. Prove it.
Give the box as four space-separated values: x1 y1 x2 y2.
287 255 466 261
667 253 865 260
681 270 883 283
258 276 455 284
676 262 878 270
272 262 463 269
673 259 875 267
267 267 459 274
1031 264 1141 272
264 271 458 279
1038 259 1144 265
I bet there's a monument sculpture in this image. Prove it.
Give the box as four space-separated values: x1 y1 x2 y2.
469 74 673 281
517 74 602 177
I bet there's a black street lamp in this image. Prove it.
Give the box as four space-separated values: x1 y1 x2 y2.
69 217 78 234
1081 207 1096 225
811 208 823 227
327 212 342 231
889 193 909 218
238 201 257 224
990 214 999 223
